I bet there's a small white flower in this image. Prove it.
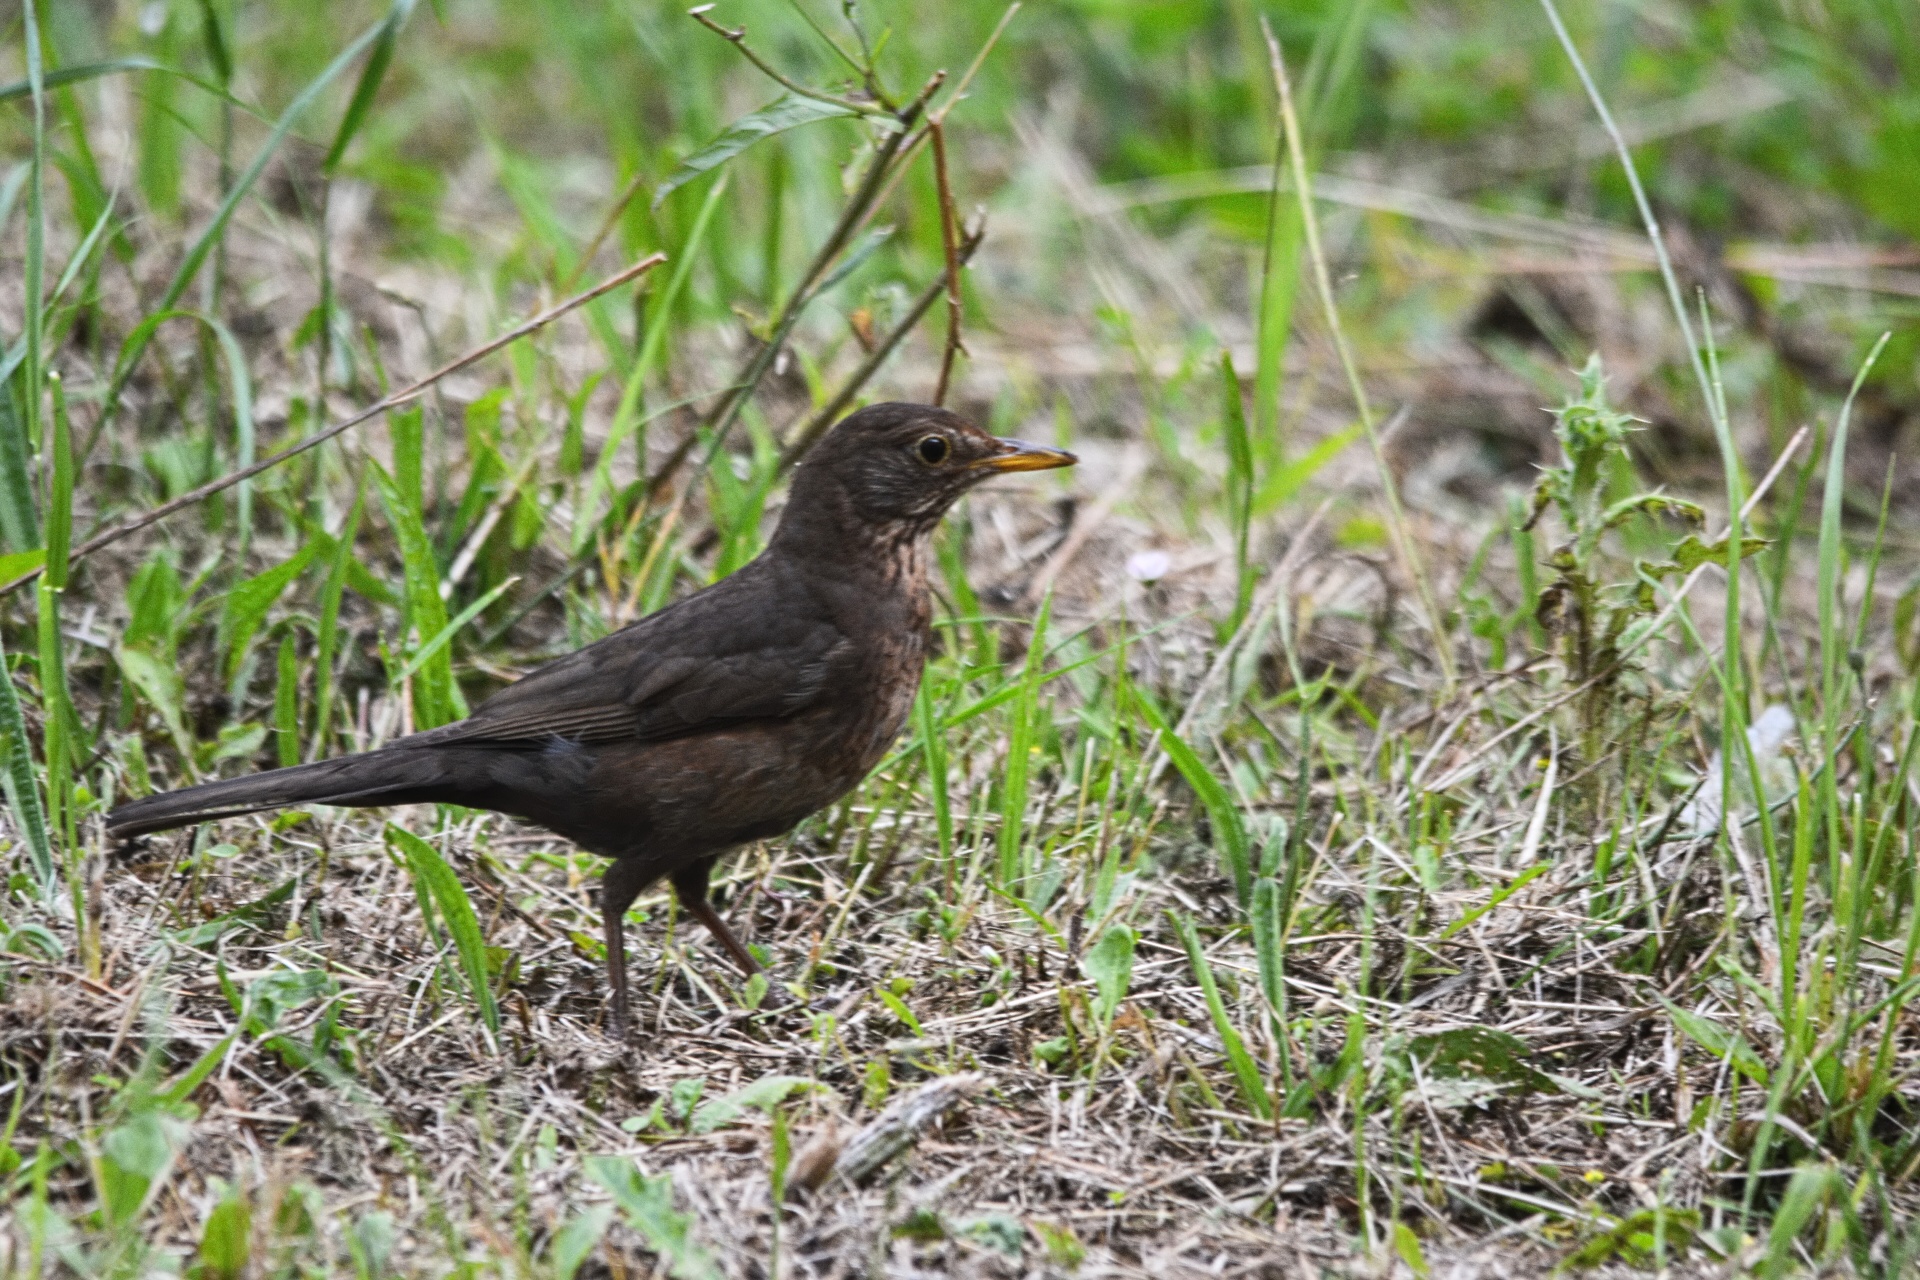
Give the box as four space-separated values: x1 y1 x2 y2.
1125 550 1171 582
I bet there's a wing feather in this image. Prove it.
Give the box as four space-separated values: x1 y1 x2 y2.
394 565 854 750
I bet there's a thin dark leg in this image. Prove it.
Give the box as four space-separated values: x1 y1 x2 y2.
670 857 761 978
601 858 652 1040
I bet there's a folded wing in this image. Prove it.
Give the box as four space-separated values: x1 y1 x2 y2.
400 565 853 750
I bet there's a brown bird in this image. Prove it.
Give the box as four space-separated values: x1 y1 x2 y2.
107 403 1075 1036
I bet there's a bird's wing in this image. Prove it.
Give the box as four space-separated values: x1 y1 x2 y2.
397 568 854 749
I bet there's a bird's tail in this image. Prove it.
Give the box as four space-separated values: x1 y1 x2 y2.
106 750 429 840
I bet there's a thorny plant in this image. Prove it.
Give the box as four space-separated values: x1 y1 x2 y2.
1523 355 1763 766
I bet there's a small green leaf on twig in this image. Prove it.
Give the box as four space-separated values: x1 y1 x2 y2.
655 94 859 209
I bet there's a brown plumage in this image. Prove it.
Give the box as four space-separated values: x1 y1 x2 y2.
106 403 1075 1036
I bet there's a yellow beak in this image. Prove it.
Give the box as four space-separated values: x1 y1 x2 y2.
973 438 1078 473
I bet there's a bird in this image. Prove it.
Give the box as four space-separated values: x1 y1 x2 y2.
107 402 1076 1037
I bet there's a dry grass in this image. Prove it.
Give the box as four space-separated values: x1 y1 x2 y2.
5 3 1920 1276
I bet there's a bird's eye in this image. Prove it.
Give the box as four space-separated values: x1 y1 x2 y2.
915 435 951 465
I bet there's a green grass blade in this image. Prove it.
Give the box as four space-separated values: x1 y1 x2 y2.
0 378 40 552
93 310 256 539
387 823 500 1035
1817 333 1889 748
0 627 53 897
372 461 460 729
997 596 1050 889
1250 875 1283 1013
273 632 300 769
87 15 394 457
1760 1163 1838 1280
323 0 416 174
42 373 69 589
22 0 46 553
391 577 514 685
0 58 257 113
152 19 387 314
914 683 952 865
309 495 362 760
217 543 319 688
1139 697 1251 905
575 175 728 556
1252 422 1359 515
1220 351 1254 631
1175 912 1270 1120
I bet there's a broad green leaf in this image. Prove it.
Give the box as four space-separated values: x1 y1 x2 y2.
116 644 197 776
550 1205 614 1280
100 1110 185 1228
583 1157 719 1280
1662 533 1770 576
1410 1026 1556 1093
124 549 186 656
654 93 856 210
219 543 320 682
1084 924 1136 1025
1663 1000 1768 1084
195 1181 251 1280
349 1210 396 1280
1393 1222 1430 1278
689 1075 819 1134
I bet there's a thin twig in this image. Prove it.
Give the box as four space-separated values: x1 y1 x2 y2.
783 0 863 78
2 253 667 600
841 4 1018 257
930 4 1020 127
645 71 944 498
778 220 986 471
928 119 966 405
688 5 894 118
609 220 979 627
559 167 650 293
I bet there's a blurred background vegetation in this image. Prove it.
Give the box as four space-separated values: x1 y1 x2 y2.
3 0 1919 1274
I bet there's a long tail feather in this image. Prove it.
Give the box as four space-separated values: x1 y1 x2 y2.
106 751 425 839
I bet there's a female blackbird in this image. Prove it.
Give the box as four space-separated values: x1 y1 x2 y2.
107 403 1075 1036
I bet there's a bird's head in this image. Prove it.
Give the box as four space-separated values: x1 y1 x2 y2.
785 402 1076 537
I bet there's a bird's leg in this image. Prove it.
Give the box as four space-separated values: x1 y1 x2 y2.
670 857 761 979
601 858 651 1041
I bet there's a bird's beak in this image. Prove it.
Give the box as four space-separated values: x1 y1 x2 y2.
974 438 1078 473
